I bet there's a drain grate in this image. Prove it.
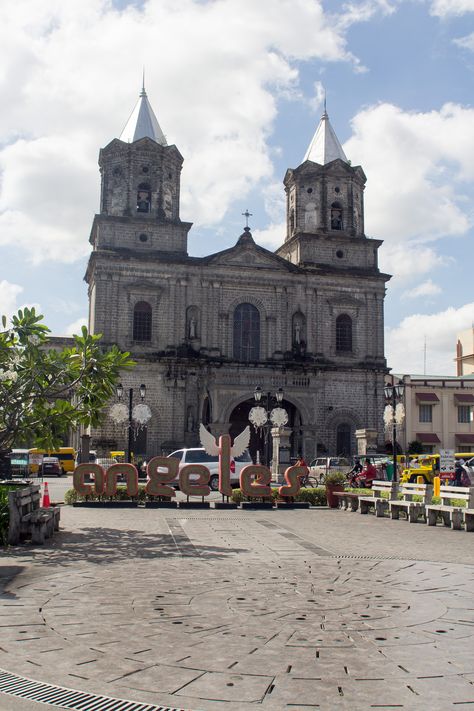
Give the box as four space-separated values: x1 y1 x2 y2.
0 669 196 711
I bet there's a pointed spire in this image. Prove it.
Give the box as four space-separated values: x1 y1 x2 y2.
120 80 167 145
303 106 348 165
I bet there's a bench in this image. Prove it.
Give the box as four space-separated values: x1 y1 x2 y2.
359 480 397 517
425 485 474 531
388 482 433 523
8 484 60 545
333 491 360 512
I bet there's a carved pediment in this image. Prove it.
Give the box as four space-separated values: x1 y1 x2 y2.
207 242 295 272
125 280 162 305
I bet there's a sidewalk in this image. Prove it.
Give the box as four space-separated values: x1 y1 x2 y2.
1 504 474 710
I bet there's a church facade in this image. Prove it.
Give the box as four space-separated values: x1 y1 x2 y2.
85 88 390 462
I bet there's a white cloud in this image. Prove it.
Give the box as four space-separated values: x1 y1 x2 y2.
344 102 474 278
0 0 394 263
380 243 449 281
0 280 41 320
65 317 88 336
454 32 474 50
401 279 442 299
428 0 474 16
0 280 24 318
386 302 474 375
252 221 286 249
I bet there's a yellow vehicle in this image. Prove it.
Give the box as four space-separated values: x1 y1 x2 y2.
29 447 76 475
110 451 125 462
400 452 473 484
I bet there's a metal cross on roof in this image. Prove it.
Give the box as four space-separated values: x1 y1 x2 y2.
242 209 252 228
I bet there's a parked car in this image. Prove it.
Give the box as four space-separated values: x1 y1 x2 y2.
39 457 63 477
161 447 253 490
308 457 352 482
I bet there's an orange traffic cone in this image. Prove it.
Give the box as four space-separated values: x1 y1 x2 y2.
42 482 50 508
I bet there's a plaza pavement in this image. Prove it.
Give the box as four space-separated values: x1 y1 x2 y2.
1 503 474 711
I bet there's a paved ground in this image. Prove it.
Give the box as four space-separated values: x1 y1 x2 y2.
1 504 474 710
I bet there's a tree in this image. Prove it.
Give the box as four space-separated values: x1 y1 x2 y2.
0 308 134 453
408 440 424 455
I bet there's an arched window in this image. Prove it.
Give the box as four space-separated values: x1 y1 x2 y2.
336 314 352 352
336 423 351 455
133 301 152 341
233 303 260 361
330 201 343 230
136 182 151 213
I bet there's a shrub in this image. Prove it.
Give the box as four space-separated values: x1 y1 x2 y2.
324 470 348 485
64 485 147 504
231 486 328 506
295 487 327 506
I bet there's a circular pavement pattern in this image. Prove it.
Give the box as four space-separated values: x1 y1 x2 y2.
1 509 474 710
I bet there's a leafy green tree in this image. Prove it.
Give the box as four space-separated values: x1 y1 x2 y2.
0 308 134 453
408 440 424 455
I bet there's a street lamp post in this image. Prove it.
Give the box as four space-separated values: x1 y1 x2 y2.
383 381 405 483
116 382 146 464
252 386 284 467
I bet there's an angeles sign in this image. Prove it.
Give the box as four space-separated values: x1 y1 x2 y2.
73 425 306 500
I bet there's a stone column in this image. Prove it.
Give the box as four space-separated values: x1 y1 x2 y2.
271 426 292 483
80 434 91 464
355 428 378 456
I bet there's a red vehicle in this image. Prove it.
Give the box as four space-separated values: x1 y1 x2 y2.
39 456 63 477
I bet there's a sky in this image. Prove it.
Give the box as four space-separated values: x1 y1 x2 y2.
1 0 474 375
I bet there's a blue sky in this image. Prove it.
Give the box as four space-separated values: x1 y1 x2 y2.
1 0 474 374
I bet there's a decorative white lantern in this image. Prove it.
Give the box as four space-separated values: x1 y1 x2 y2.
270 407 288 427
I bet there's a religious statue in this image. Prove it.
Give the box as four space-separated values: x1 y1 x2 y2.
188 316 197 339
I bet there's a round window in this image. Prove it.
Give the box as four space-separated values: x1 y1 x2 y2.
139 233 149 243
336 250 344 259
335 186 340 193
142 166 149 173
307 188 313 194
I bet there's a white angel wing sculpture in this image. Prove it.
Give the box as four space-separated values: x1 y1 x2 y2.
230 426 251 458
199 423 220 456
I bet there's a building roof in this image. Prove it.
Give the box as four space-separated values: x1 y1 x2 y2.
120 85 167 145
303 109 348 165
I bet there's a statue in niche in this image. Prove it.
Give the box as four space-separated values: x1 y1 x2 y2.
293 314 306 355
187 407 195 432
294 322 301 345
163 189 172 219
188 316 197 339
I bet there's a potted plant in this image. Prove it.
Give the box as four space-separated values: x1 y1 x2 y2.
325 470 347 508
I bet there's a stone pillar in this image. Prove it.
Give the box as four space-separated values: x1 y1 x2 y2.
355 428 378 456
80 434 91 464
271 426 292 483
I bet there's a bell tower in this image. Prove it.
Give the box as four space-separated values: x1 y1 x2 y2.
90 85 191 255
277 109 378 271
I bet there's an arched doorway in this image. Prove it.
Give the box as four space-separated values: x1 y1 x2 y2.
229 397 302 464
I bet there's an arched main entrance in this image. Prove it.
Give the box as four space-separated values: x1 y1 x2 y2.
229 398 303 464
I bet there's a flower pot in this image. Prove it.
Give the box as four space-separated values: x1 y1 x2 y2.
325 483 344 508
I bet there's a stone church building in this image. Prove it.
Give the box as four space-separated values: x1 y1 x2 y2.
86 87 390 462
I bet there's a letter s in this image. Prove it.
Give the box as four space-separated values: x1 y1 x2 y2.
279 465 303 498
